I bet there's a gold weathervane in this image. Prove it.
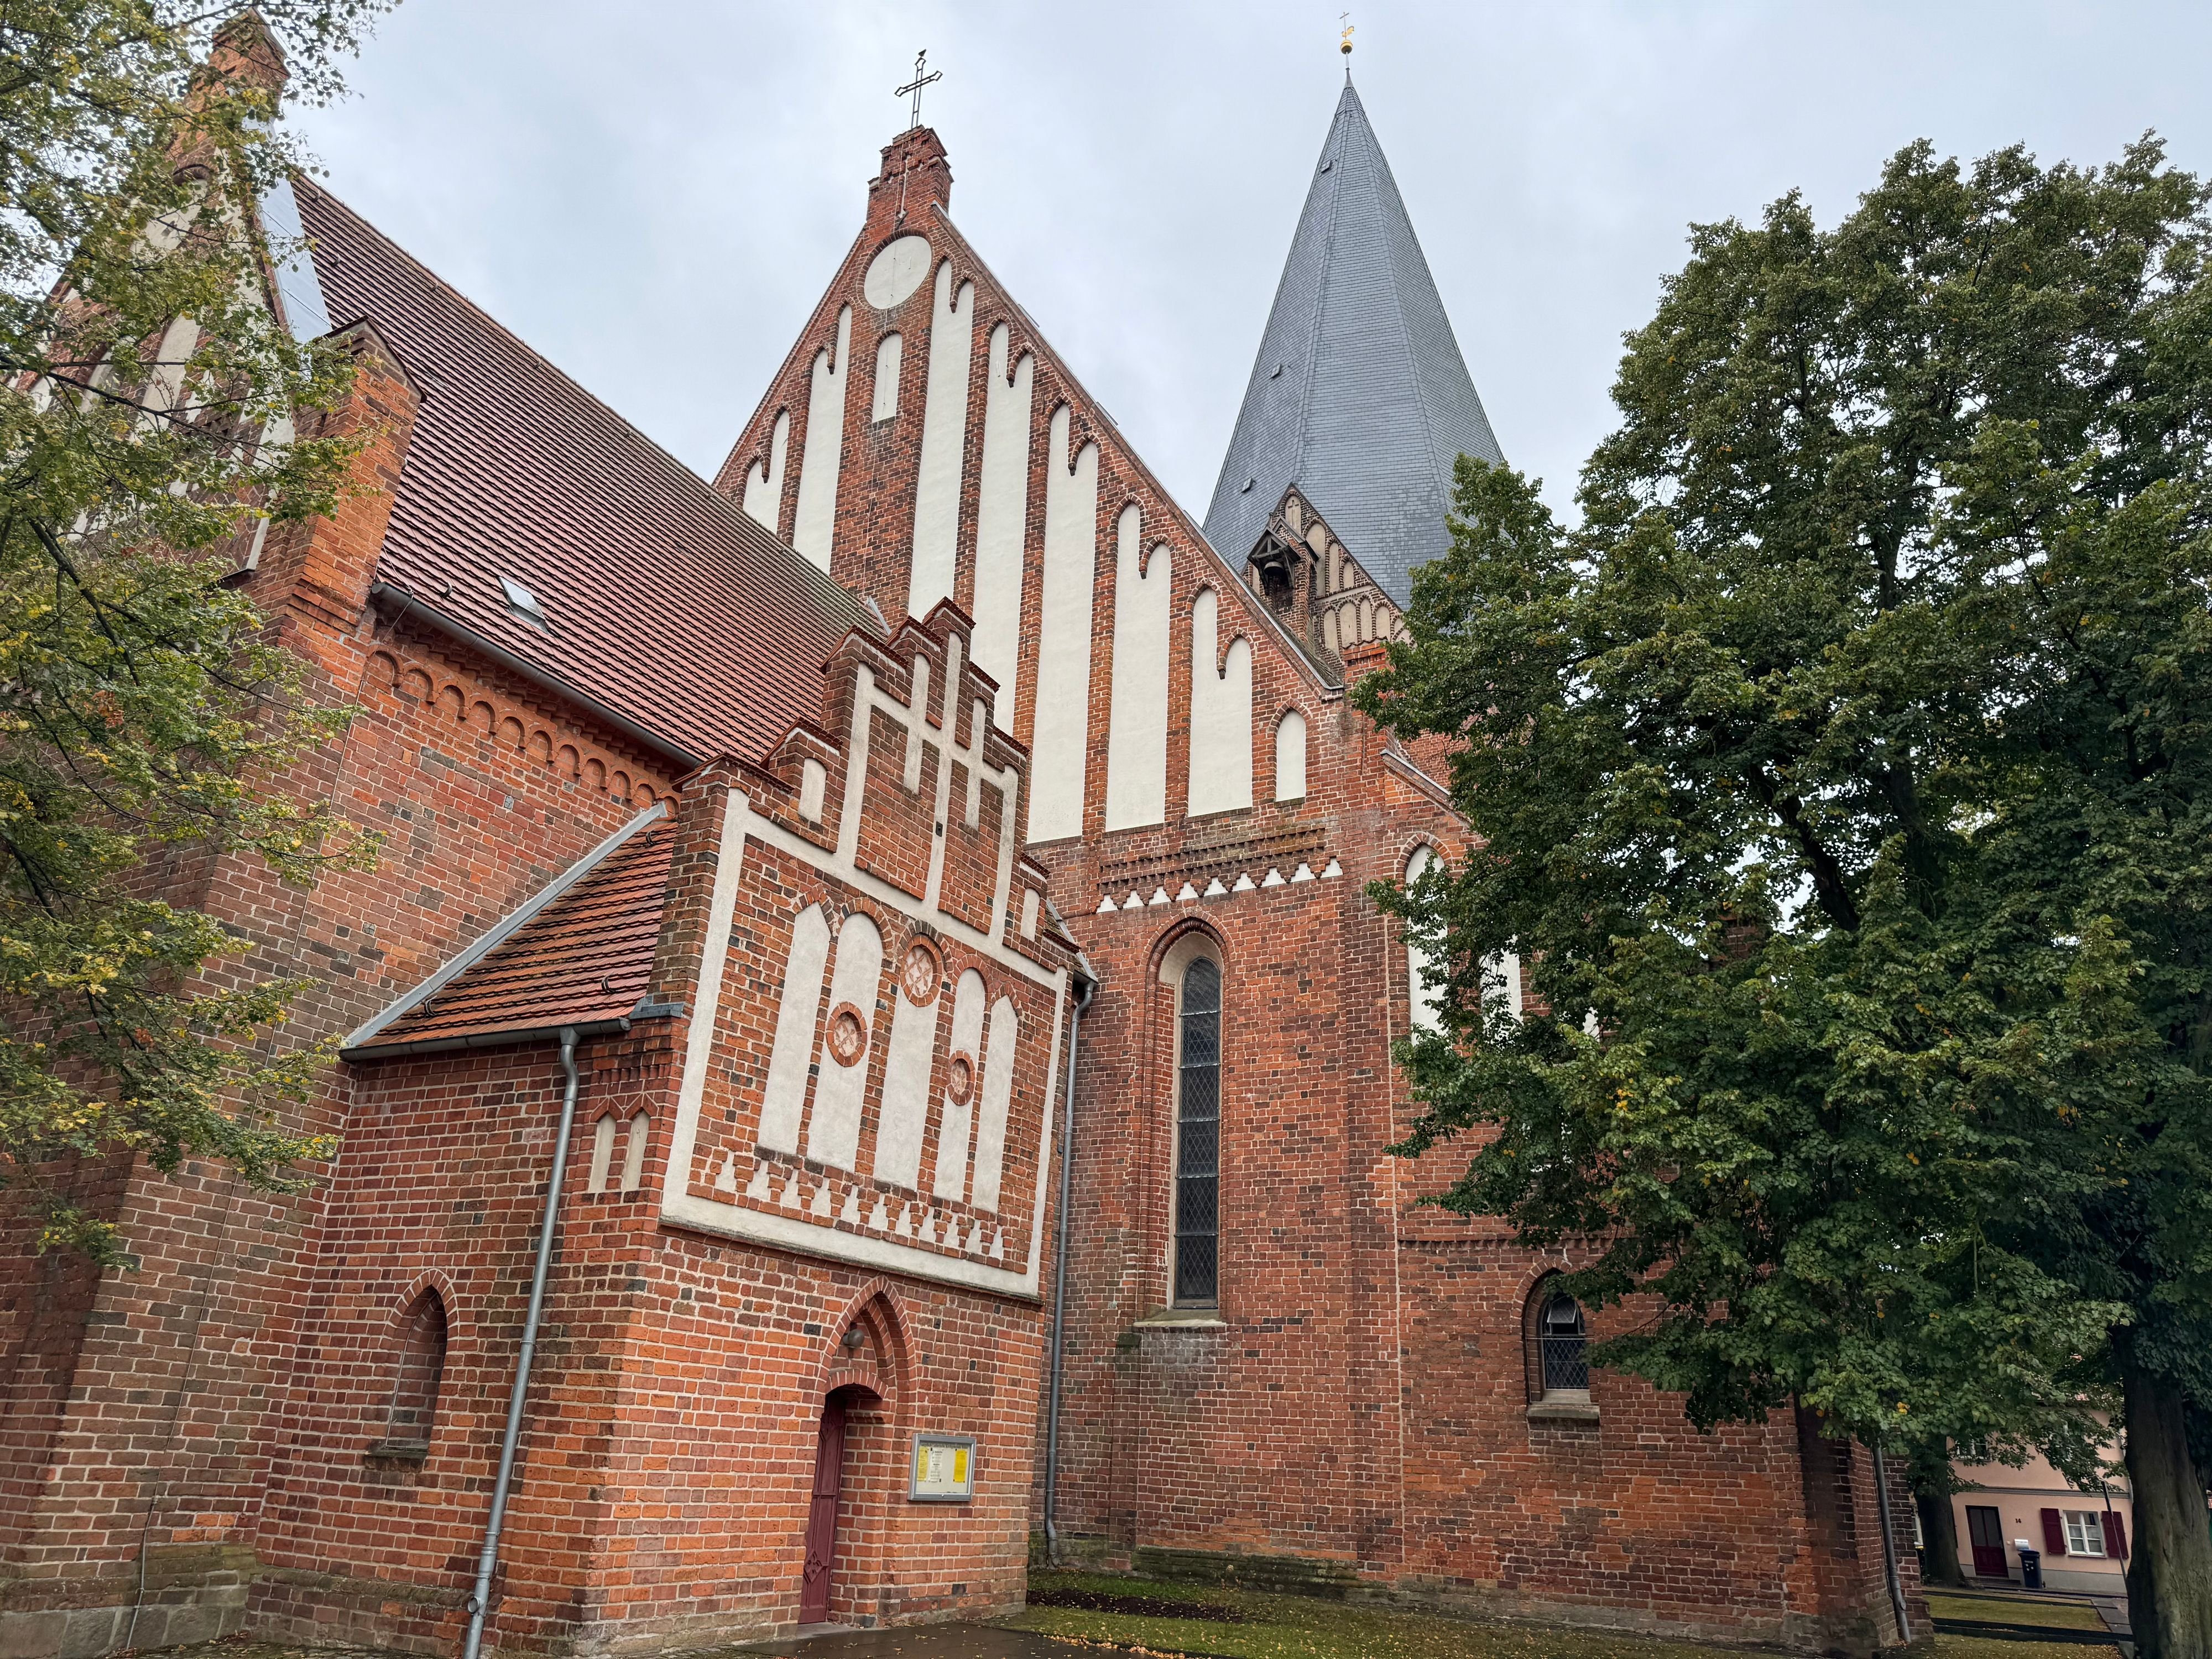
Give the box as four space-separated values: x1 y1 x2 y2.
1340 13 1354 55
896 50 942 132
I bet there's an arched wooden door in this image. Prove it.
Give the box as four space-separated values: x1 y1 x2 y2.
800 1399 847 1623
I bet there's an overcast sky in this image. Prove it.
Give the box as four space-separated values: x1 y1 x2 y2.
291 2 2212 524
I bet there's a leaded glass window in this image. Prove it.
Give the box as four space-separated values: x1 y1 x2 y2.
1173 957 1221 1305
1540 1292 1588 1391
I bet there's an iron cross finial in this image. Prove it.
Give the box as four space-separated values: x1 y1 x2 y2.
895 50 942 133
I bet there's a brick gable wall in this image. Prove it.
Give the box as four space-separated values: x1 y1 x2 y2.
713 127 1921 1654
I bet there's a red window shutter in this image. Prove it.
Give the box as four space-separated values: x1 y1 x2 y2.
2041 1509 2067 1554
2103 1510 2128 1559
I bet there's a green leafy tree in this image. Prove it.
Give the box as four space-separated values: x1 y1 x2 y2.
0 3 388 1262
1360 137 2212 1657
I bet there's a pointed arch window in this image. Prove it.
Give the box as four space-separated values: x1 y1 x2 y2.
378 1289 447 1458
1405 846 1445 1034
1524 1279 1594 1416
1173 956 1222 1305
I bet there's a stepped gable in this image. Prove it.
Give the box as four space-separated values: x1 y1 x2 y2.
342 806 676 1057
293 177 878 767
1202 80 1503 607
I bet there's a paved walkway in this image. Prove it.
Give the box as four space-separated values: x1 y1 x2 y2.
740 1626 1080 1659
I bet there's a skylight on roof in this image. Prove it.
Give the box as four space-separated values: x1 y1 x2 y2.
500 574 551 629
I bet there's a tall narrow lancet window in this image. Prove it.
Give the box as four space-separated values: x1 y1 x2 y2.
382 1290 447 1455
1173 957 1223 1305
1405 846 1445 1034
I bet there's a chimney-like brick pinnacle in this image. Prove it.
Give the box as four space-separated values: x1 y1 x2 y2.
867 127 953 236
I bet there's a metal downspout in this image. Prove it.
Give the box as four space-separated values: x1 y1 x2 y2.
1870 1442 1912 1644
1042 969 1097 1568
462 1027 583 1659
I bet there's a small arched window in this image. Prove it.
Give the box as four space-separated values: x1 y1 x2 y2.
382 1290 447 1455
620 1110 650 1193
1525 1284 1590 1404
1173 956 1222 1306
1405 847 1444 1034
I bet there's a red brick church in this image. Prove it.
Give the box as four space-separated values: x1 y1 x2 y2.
0 22 1919 1656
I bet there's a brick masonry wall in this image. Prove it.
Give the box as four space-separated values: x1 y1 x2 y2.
249 1033 1053 1655
251 612 1077 1655
0 331 680 1657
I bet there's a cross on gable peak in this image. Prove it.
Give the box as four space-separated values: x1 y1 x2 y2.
895 49 942 133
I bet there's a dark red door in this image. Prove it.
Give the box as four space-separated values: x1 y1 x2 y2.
1966 1505 2007 1578
800 1400 847 1624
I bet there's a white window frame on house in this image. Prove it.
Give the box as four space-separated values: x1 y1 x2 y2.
2063 1511 2108 1558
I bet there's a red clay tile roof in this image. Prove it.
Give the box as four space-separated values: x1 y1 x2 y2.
349 813 675 1055
294 176 877 766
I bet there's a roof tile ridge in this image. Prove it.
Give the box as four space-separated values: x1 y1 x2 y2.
298 176 877 637
927 204 1338 699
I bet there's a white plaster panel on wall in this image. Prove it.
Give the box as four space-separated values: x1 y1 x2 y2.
1105 504 1170 832
791 306 852 571
1406 847 1445 1035
863 233 933 309
871 332 902 422
1275 709 1307 801
1030 404 1099 841
589 1113 616 1193
870 948 940 1190
1187 588 1254 817
620 1113 647 1192
756 903 831 1154
932 968 987 1201
969 997 1019 1213
972 325 1034 729
804 909 883 1170
741 408 790 531
907 262 974 623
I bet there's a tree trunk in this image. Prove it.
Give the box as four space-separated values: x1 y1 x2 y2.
1915 1485 1965 1587
2122 1348 2212 1659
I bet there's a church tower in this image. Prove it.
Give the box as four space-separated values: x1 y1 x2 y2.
1202 80 1503 606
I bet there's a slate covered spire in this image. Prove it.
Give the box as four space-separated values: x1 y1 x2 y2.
1202 81 1503 607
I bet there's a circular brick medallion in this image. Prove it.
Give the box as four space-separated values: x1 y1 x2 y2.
946 1052 975 1106
901 940 942 1005
827 1003 869 1067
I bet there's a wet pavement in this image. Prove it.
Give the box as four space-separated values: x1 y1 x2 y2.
738 1626 1087 1659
